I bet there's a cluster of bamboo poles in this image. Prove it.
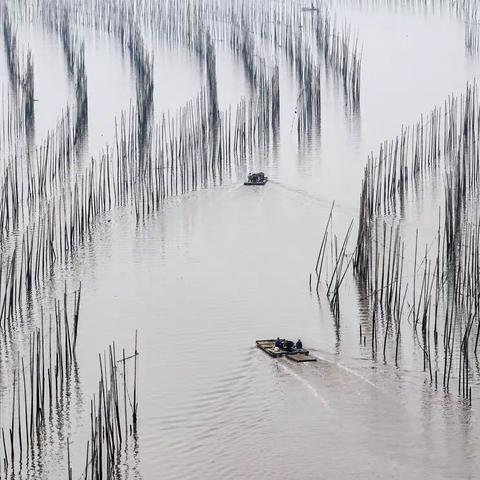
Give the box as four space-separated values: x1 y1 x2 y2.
10 0 362 134
293 41 322 137
356 214 480 398
0 58 281 329
1 6 35 135
355 81 479 249
308 81 480 399
127 23 153 152
230 26 280 147
328 0 472 18
0 108 76 241
313 6 361 106
68 334 139 479
3 0 359 331
465 19 480 55
314 207 480 401
205 30 220 129
116 89 271 222
3 0 357 350
59 12 88 144
237 0 361 103
310 204 355 321
0 3 289 469
0 0 366 471
0 284 82 476
0 87 27 155
0 89 272 322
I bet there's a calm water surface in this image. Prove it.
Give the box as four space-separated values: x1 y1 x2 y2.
1 2 480 479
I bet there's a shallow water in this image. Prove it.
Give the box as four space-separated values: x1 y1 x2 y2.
1 1 480 478
66 184 480 479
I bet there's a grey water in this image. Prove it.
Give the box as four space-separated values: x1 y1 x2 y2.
1 1 480 479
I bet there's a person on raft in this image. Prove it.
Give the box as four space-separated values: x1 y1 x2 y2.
283 340 294 352
296 339 303 350
275 337 283 350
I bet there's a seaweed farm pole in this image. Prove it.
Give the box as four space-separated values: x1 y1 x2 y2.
413 229 418 323
10 369 15 467
316 202 335 272
73 282 81 351
133 329 138 431
123 348 127 439
315 201 335 292
21 358 28 452
67 437 72 480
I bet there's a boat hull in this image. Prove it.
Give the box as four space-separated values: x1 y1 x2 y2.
244 179 268 186
255 339 317 362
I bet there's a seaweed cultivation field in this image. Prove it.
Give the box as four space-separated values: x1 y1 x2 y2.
1 0 480 478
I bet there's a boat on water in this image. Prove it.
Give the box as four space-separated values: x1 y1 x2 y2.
244 172 268 186
256 339 317 362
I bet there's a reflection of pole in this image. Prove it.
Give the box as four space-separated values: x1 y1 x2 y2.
290 88 304 134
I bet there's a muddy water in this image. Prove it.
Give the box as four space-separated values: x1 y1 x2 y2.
1 2 480 479
70 182 480 480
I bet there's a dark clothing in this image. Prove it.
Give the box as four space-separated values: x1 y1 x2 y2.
284 340 294 352
275 338 283 349
296 340 303 350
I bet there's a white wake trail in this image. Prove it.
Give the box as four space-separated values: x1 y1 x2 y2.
278 362 331 410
